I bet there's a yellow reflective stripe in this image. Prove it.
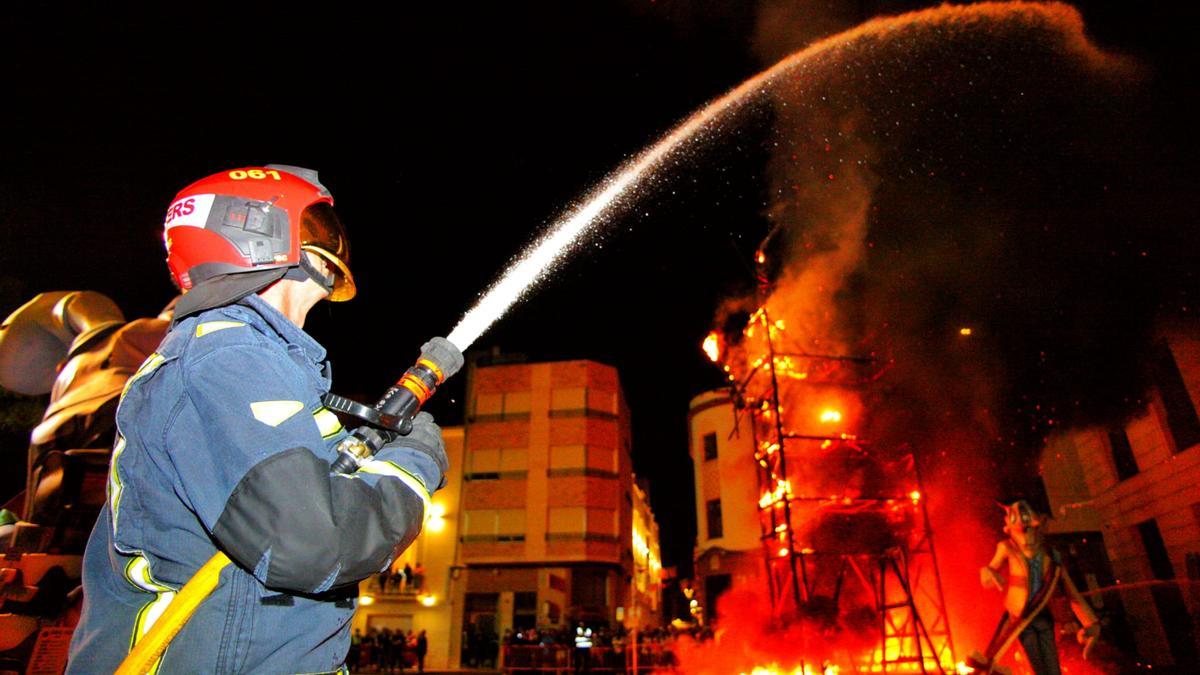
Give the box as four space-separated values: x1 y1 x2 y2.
120 353 166 399
111 353 167 534
194 320 246 338
108 434 127 532
250 400 305 427
357 459 432 515
123 555 176 673
124 556 172 593
313 407 343 439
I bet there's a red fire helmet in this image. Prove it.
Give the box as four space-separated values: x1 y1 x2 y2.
163 165 356 302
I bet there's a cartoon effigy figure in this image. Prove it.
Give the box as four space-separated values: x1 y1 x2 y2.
969 499 1100 675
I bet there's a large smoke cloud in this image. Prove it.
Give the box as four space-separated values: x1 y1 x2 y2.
726 0 1158 509
688 2 1181 669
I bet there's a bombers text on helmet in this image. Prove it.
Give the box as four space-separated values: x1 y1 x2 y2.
163 165 355 316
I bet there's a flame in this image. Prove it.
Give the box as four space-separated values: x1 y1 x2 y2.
909 490 922 504
703 331 722 363
759 480 793 508
756 250 767 265
959 327 972 336
819 409 843 424
739 665 838 675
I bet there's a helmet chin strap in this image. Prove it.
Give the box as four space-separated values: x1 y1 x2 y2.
283 253 336 294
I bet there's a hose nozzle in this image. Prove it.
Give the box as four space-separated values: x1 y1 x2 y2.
379 337 463 432
328 337 463 474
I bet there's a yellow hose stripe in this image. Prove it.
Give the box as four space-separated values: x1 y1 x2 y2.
357 459 431 515
194 320 246 338
116 553 230 675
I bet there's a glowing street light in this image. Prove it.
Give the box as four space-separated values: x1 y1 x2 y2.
426 502 447 532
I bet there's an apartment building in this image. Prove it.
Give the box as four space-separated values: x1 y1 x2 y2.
1040 329 1200 667
688 388 760 621
355 357 662 668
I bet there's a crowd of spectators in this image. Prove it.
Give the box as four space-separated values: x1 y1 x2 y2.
500 623 705 672
349 627 429 673
372 561 426 594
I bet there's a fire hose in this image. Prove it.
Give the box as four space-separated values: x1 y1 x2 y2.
115 337 463 675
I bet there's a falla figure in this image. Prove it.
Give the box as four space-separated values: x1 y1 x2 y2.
968 499 1100 675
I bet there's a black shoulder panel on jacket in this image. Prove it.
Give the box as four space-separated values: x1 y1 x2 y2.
212 447 425 593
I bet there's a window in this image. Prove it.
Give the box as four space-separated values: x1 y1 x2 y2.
547 507 617 540
549 445 585 470
706 499 723 539
548 444 617 478
549 387 618 419
513 592 539 631
1152 342 1200 453
1137 519 1175 581
463 509 526 542
551 388 586 411
1108 429 1139 481
548 507 586 535
466 448 528 480
703 432 718 461
472 391 531 421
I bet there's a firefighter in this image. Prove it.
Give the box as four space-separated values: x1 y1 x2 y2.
67 166 453 672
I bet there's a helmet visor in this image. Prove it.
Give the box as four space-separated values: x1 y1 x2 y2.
299 202 356 301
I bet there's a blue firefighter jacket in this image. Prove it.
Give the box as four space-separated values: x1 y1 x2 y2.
67 295 438 673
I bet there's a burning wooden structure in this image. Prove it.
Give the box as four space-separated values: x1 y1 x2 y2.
705 254 956 673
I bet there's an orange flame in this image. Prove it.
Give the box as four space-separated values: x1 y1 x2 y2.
703 331 722 363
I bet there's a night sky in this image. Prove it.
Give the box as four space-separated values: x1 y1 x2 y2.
2 2 1196 575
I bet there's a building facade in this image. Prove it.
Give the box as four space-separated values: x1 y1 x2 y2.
354 358 662 668
351 427 465 671
630 479 663 628
688 388 761 622
1039 329 1200 668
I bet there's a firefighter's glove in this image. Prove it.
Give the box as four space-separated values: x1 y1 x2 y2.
380 412 448 492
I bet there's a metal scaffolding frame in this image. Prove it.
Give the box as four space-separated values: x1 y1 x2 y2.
728 305 956 674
